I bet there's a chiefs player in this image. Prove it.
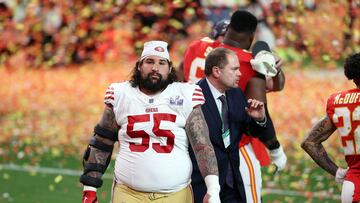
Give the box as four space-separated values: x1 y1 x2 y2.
181 19 229 83
302 53 360 203
182 10 287 203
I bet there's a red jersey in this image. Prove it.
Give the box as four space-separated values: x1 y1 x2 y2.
327 88 360 201
327 88 360 169
183 38 270 166
183 37 220 83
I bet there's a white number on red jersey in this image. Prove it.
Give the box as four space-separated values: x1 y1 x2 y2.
188 57 205 83
332 106 360 155
188 46 214 83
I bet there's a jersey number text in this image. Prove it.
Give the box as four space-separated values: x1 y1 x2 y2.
333 106 360 155
127 113 176 153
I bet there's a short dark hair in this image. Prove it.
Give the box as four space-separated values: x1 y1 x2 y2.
204 47 235 76
344 52 360 81
129 60 177 87
229 10 258 33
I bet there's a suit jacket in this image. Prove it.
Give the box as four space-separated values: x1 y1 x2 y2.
189 78 268 203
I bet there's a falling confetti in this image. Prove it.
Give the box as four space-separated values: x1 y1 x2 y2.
54 175 63 184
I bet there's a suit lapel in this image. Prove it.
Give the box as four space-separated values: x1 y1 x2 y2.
198 78 223 134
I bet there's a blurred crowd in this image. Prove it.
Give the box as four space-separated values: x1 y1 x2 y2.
0 0 359 68
0 0 126 67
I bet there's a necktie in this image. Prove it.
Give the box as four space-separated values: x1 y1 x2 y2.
219 95 230 148
219 95 234 188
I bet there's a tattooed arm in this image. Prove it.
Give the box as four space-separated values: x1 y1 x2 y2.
185 106 220 202
81 105 119 202
301 115 338 176
185 106 218 177
80 105 119 190
85 105 119 179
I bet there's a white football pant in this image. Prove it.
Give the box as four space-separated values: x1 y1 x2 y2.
239 143 262 203
342 180 355 203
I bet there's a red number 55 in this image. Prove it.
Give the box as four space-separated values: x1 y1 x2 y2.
127 113 176 153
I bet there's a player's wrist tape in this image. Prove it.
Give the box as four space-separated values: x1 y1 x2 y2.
270 145 284 157
335 167 348 183
83 185 97 192
204 175 220 195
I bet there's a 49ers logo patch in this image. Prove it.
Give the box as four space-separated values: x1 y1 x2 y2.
154 46 165 52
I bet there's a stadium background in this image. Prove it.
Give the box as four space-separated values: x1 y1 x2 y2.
0 0 359 202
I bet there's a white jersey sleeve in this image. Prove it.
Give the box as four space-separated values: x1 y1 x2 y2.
191 84 205 108
104 83 126 108
104 83 116 106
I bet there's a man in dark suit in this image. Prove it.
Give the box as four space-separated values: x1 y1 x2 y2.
189 47 271 203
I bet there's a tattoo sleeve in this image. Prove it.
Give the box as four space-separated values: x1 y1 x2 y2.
84 105 119 178
185 106 219 177
301 115 338 176
99 105 120 132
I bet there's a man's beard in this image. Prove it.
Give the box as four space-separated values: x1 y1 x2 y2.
139 73 171 93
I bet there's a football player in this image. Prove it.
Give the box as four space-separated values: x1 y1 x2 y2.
182 10 287 203
181 19 229 83
302 52 360 203
80 40 221 203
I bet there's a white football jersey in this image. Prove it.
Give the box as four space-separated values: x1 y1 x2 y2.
104 81 205 193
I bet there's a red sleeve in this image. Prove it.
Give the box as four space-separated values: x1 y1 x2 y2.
183 38 220 83
183 41 200 82
326 94 335 122
238 60 256 91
